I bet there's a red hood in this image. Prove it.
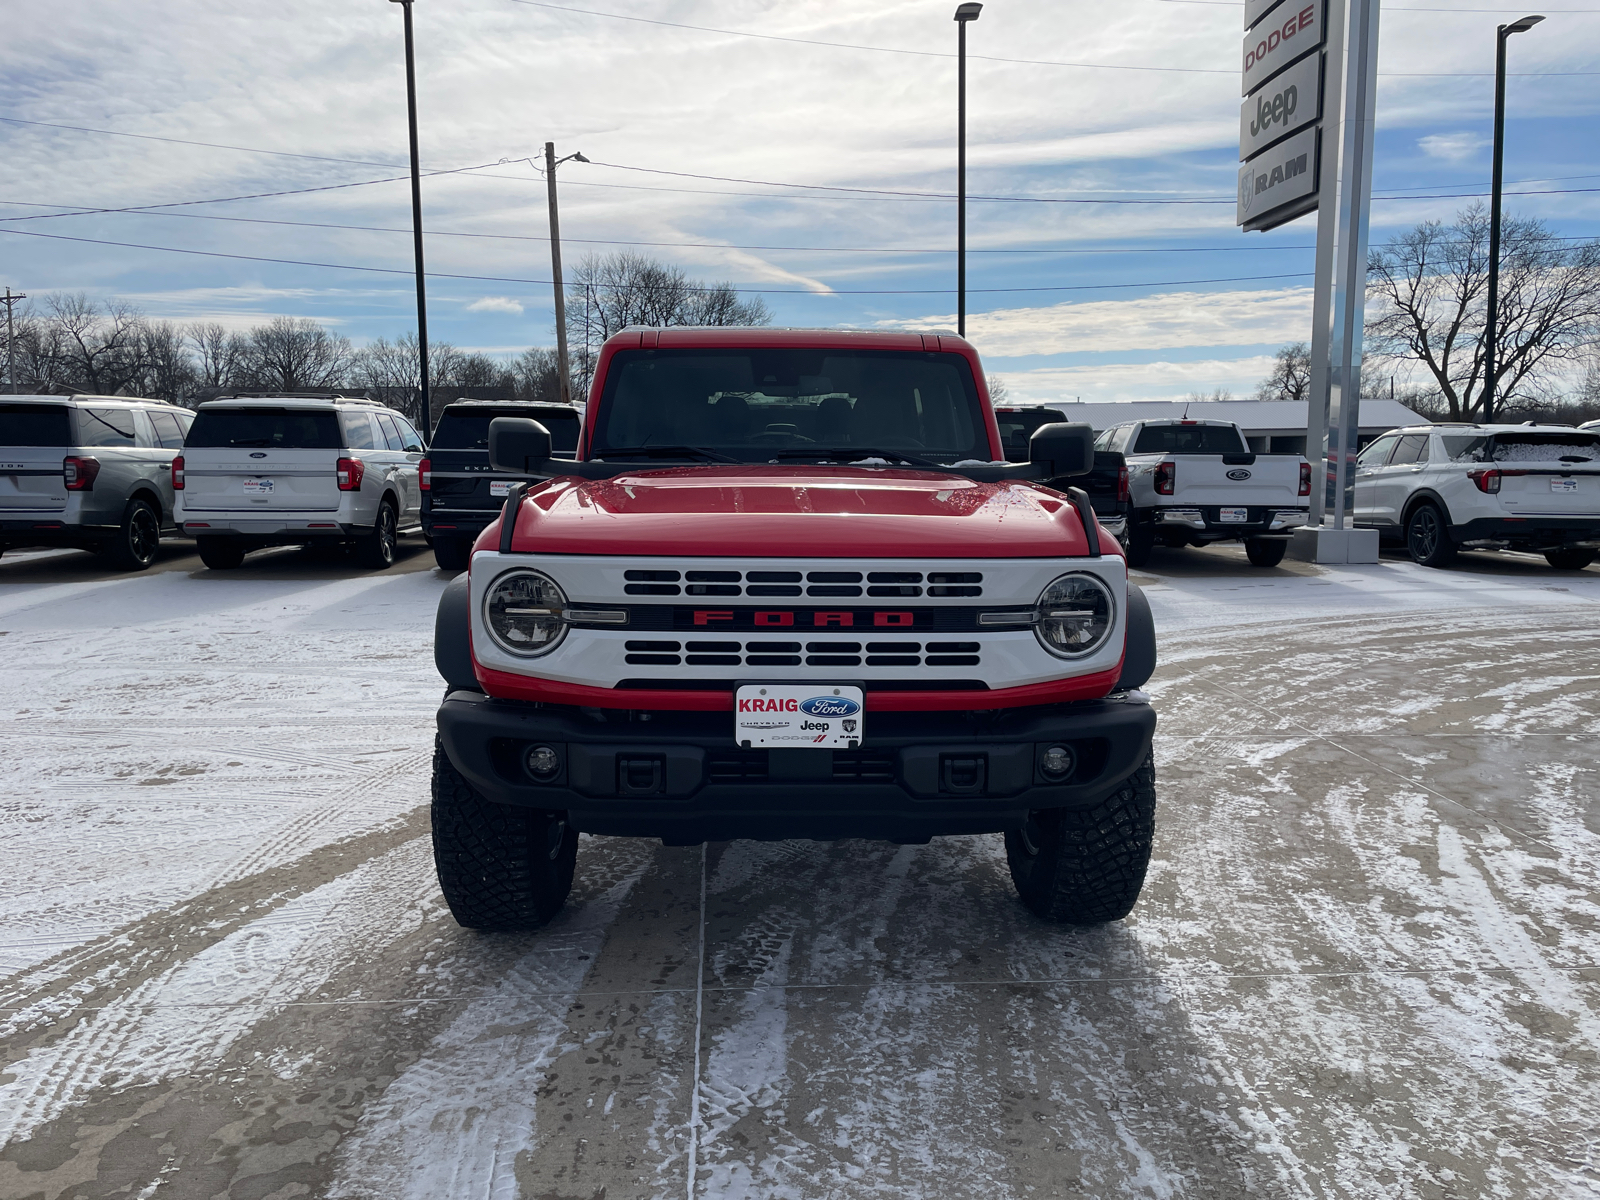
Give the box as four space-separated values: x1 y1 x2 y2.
489 465 1106 558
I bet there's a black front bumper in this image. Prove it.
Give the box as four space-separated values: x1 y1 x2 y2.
1452 516 1600 550
436 691 1157 843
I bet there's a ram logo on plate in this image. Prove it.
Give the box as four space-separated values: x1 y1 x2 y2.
799 696 861 717
1226 468 1253 481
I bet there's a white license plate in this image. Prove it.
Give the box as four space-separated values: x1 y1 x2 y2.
1551 478 1578 492
735 684 863 749
243 478 274 495
489 480 516 497
1219 506 1249 523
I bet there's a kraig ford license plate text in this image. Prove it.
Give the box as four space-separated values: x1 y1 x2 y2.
736 684 864 749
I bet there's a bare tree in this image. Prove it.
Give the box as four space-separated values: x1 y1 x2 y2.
513 347 563 404
237 316 353 393
1366 205 1600 420
987 375 1010 404
569 252 770 351
134 320 197 404
350 333 465 426
46 293 149 394
188 322 246 397
1254 342 1311 403
1185 387 1234 404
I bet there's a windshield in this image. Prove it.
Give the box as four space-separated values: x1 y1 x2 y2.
186 407 343 450
0 403 71 447
434 408 581 453
592 348 989 463
1132 424 1248 455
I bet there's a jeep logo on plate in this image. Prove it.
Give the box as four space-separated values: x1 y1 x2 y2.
1226 468 1253 481
799 696 861 718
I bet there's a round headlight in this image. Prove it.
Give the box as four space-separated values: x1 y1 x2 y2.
1035 572 1115 658
484 570 568 657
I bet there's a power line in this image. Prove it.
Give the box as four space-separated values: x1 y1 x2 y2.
0 226 1319 296
505 0 1600 74
0 116 409 170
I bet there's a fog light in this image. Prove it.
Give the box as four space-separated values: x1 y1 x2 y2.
1040 745 1075 779
526 744 561 780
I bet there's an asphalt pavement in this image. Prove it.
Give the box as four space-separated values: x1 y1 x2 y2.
0 536 1596 1199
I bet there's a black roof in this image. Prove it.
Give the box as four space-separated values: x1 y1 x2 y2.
438 400 580 415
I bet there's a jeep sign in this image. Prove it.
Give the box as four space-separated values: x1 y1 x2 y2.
1238 126 1319 227
1242 0 1325 95
1239 52 1322 162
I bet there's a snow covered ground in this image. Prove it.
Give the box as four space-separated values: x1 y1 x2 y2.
0 539 1596 1199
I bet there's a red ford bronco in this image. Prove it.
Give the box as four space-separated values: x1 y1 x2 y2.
431 328 1157 929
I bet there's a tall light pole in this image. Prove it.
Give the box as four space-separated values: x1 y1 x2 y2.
955 2 982 338
544 143 588 407
1483 13 1544 425
389 0 432 432
2 287 25 394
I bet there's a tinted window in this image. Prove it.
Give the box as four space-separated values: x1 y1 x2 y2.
1357 434 1400 466
374 413 402 450
1131 424 1248 455
1390 433 1429 464
994 409 1067 463
432 409 582 453
594 348 986 461
393 416 425 452
0 403 71 447
76 407 137 447
1488 432 1600 463
186 407 342 449
148 410 187 449
340 412 376 450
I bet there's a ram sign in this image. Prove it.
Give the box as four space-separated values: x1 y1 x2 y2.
1238 126 1319 228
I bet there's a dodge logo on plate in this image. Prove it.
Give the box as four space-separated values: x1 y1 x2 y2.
1226 468 1253 481
799 696 861 717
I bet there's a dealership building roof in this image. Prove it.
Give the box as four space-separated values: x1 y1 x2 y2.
1031 398 1429 452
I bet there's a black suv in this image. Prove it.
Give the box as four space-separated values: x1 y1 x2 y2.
422 401 582 570
995 406 1130 544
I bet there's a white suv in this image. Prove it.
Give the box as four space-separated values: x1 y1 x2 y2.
175 394 425 570
1353 423 1600 569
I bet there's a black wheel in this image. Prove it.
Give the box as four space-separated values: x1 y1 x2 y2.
354 502 397 569
1545 548 1596 570
433 536 471 572
431 736 577 930
1405 502 1457 568
1124 525 1154 569
1005 752 1156 924
197 536 246 570
1244 536 1288 568
100 498 161 570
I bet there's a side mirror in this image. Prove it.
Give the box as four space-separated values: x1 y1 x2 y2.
488 417 552 474
1029 422 1094 478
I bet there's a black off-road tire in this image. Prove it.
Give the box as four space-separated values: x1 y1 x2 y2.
1545 548 1596 571
101 498 161 571
197 536 247 570
432 536 471 572
354 501 398 569
1124 525 1155 569
1405 502 1457 568
1005 752 1156 924
431 736 577 930
1244 536 1288 568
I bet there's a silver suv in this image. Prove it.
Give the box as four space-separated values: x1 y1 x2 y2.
175 393 425 570
1 394 194 570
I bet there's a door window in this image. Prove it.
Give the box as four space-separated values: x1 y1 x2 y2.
148 410 187 449
1390 434 1428 464
393 416 425 452
1356 435 1399 467
340 412 376 450
376 413 405 450
76 407 138 447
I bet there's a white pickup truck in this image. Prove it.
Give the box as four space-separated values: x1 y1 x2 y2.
1094 418 1311 567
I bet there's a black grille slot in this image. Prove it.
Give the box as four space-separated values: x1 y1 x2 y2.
928 586 981 597
866 641 920 653
686 654 741 665
833 751 895 782
746 655 802 666
747 641 801 652
867 657 919 667
686 584 741 596
625 583 681 595
927 572 982 598
807 641 862 652
807 655 862 666
746 571 802 583
708 750 769 782
626 640 681 652
625 654 681 665
925 655 979 666
807 572 863 583
686 640 739 652
925 642 978 653
625 569 681 581
868 572 922 583
867 585 922 597
686 570 740 582
747 585 802 596
807 585 863 597
928 573 981 584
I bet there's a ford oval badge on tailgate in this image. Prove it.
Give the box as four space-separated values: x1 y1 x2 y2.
800 696 861 717
1226 468 1252 481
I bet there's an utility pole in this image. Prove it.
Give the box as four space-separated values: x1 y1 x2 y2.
545 143 588 406
1483 14 1545 424
389 0 432 432
954 3 982 338
2 287 25 394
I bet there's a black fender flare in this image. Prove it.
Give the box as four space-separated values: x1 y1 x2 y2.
1400 488 1456 535
434 570 481 691
1117 581 1156 691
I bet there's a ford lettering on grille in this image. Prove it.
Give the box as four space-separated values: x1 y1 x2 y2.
800 697 862 717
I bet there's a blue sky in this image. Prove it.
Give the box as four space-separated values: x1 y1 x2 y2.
2 0 1597 403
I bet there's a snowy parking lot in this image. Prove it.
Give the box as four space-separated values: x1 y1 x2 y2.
1 539 1597 1199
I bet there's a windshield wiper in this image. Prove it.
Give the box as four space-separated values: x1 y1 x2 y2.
594 445 740 463
771 447 943 469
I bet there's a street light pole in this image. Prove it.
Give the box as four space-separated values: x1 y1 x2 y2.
1483 13 1544 425
954 3 981 339
390 0 432 432
2 287 25 394
544 143 589 407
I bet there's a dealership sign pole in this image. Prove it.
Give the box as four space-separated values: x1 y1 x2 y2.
1238 0 1382 564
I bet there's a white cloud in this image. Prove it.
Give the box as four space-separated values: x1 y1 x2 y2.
898 287 1314 357
992 355 1280 405
1418 132 1488 163
465 296 525 315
